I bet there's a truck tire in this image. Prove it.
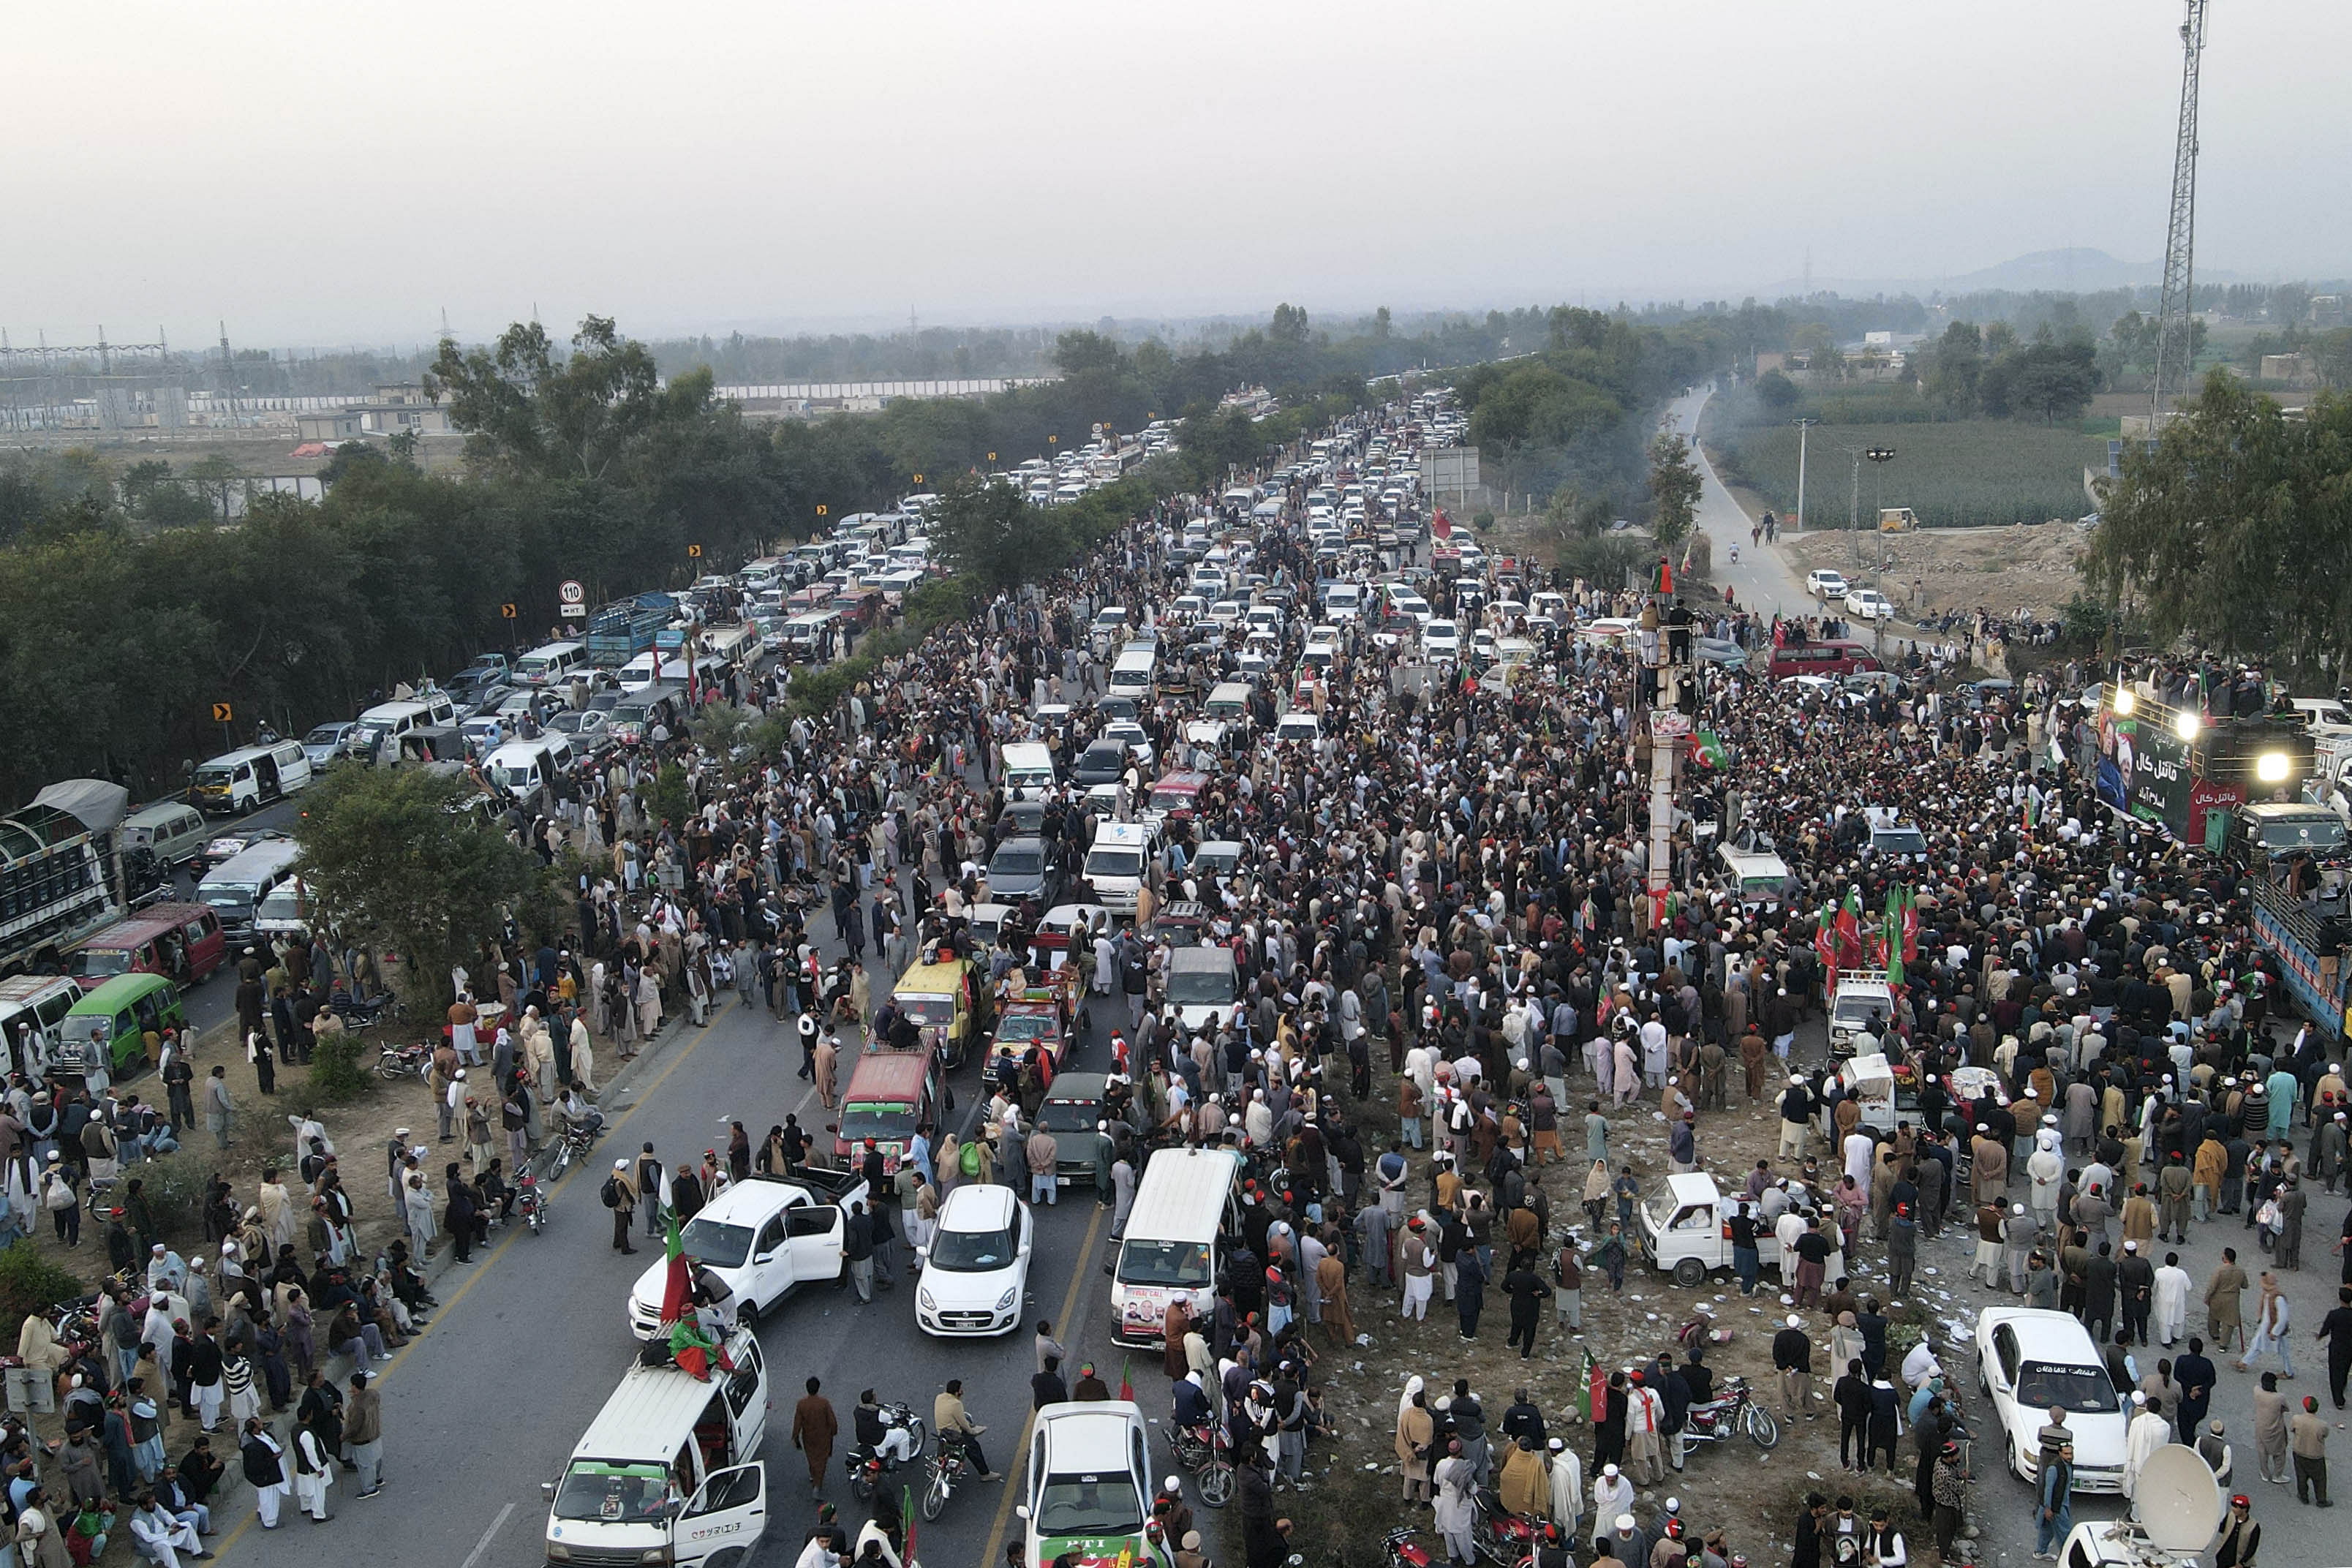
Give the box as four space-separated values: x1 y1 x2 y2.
1672 1258 1706 1289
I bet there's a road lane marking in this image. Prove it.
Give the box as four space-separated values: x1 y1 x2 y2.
208 1015 726 1561
978 1200 1107 1568
458 1501 516 1568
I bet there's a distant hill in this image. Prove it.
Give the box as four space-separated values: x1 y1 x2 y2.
1751 246 2248 300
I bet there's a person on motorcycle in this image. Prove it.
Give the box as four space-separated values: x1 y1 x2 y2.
854 1390 919 1466
1173 1370 1213 1434
559 1084 605 1143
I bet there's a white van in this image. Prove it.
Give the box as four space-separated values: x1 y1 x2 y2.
616 650 686 693
1203 682 1252 723
513 641 590 687
1323 583 1364 622
1111 1146 1244 1345
481 738 576 813
1003 741 1058 801
189 741 313 815
0 976 82 1082
197 839 303 944
120 802 210 870
1083 821 1158 913
1716 846 1792 910
543 1325 769 1568
348 693 459 761
698 623 758 674
1107 649 1157 701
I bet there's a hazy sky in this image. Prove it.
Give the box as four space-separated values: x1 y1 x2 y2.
12 0 2347 348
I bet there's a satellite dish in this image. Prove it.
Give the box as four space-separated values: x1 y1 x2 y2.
2132 1444 2221 1553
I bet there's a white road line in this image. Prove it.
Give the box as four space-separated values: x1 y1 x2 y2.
458 1501 516 1568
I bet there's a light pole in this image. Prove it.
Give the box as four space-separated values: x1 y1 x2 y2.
1865 445 1896 587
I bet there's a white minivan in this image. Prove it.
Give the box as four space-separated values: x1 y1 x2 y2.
543 1326 769 1568
1082 821 1158 913
189 741 313 815
1107 649 1157 701
120 802 211 869
512 641 590 687
1003 741 1058 801
1110 1147 1244 1346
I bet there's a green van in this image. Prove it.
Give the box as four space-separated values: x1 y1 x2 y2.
60 973 186 1078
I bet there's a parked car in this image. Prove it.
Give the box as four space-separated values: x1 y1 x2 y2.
1843 588 1896 621
1805 569 1850 600
1975 1306 2128 1493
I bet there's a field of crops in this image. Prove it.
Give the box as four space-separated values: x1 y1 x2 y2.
1710 418 2106 529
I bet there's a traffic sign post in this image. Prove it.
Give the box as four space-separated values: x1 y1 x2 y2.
500 603 518 619
559 580 585 621
211 703 233 723
687 544 703 559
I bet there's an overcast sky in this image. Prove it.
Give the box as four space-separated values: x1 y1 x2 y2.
12 0 2346 349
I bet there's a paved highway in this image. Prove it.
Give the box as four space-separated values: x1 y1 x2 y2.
206 934 1130 1568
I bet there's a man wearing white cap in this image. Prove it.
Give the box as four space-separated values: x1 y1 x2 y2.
1589 1463 1632 1553
1546 1437 1583 1535
1612 1512 1650 1568
2123 1391 2171 1497
604 1159 639 1254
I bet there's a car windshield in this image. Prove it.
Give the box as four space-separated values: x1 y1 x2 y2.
2260 818 2347 850
992 850 1044 876
1035 1472 1145 1538
302 726 344 748
1039 1101 1098 1134
552 1461 671 1524
678 1217 755 1270
192 765 235 788
1149 789 1195 813
2017 1361 2122 1415
1166 970 1232 1005
1088 850 1144 878
1874 829 1927 854
1117 1237 1211 1287
65 948 133 981
995 1013 1053 1042
930 1221 1017 1273
61 1014 112 1049
838 1101 916 1143
897 995 954 1026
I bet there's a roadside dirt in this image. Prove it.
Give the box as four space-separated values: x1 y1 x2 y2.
1779 524 2089 622
1272 1082 1963 1567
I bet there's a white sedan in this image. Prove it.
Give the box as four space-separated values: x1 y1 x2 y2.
1975 1307 2129 1493
1843 588 1896 621
916 1183 1032 1335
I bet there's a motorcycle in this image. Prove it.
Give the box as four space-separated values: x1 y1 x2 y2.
335 990 406 1030
919 1430 973 1522
551 1120 598 1176
1168 1420 1235 1509
376 1041 431 1080
1679 1376 1779 1451
845 1402 930 1501
1472 1488 1538 1567
515 1172 548 1235
1383 1527 1436 1568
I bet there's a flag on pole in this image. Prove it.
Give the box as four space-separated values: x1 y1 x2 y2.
1433 507 1452 540
1814 909 1839 990
1884 886 1906 988
1689 730 1727 769
903 1487 917 1568
1654 556 1674 596
658 1208 690 1327
1118 1356 1134 1403
1834 886 1864 972
1899 885 1919 963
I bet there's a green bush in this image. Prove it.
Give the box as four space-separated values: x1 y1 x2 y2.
0 1240 86 1326
309 1031 370 1102
126 1160 214 1242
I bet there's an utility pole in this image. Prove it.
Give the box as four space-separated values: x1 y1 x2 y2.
1865 446 1897 584
1795 418 1816 532
2151 0 2209 423
1847 447 1863 574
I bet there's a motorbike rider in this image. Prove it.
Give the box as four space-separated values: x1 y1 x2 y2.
559 1082 606 1143
1173 1370 1213 1435
854 1389 919 1466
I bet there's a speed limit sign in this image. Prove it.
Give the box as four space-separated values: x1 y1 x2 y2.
559 580 584 606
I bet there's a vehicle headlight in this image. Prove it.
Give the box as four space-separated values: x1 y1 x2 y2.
2256 751 2290 783
2174 709 2201 742
2112 688 2136 716
996 1287 1019 1312
640 1550 674 1566
546 1548 572 1563
919 1288 936 1311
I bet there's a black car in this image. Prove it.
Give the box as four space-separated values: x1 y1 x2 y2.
985 835 1062 906
1071 740 1129 788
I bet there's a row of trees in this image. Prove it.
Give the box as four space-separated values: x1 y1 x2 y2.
2083 372 2352 682
1915 321 2106 423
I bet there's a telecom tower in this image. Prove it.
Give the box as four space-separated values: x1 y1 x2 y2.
2149 0 2209 422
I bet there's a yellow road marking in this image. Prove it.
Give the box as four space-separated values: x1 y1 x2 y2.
976 1199 1108 1568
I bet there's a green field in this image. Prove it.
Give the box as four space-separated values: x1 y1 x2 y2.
1712 418 2106 529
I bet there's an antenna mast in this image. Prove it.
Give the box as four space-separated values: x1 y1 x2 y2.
2150 0 2208 423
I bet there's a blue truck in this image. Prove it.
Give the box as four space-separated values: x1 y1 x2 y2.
584 592 676 667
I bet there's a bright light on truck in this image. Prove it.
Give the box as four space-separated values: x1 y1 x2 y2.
2256 751 2291 783
2113 688 2136 716
2173 709 2201 742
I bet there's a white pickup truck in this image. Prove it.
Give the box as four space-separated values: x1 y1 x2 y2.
627 1169 870 1337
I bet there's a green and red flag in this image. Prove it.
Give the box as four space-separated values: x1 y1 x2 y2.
1884 886 1906 988
1689 730 1727 769
1834 886 1864 972
1118 1356 1134 1403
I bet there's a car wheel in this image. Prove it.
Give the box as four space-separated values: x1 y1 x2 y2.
1672 1258 1705 1289
736 1299 759 1328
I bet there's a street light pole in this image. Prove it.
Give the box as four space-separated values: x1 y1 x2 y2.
1864 445 1897 587
1795 418 1816 532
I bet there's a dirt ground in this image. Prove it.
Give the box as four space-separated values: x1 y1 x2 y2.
1779 523 2090 622
1274 1077 1977 1567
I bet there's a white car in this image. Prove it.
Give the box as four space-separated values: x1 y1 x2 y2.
1101 720 1156 771
625 1171 862 1337
1975 1307 2128 1492
915 1183 1032 1335
1273 712 1321 744
1806 569 1850 600
1019 1402 1153 1567
1844 588 1896 621
1421 619 1461 660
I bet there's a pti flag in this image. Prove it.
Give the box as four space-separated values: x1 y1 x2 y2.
1433 507 1453 540
1883 886 1906 988
1834 886 1865 973
1689 730 1727 769
659 1209 690 1327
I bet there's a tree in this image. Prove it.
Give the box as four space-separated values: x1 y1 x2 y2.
290 766 552 1011
1923 322 1986 415
922 472 1066 595
1052 331 1125 378
1647 434 1703 553
184 453 242 524
1372 306 1393 341
2083 372 2352 679
1983 339 2101 423
426 314 666 483
1269 304 1310 347
1754 369 1800 412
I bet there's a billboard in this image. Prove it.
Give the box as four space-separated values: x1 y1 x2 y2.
1422 447 1480 493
